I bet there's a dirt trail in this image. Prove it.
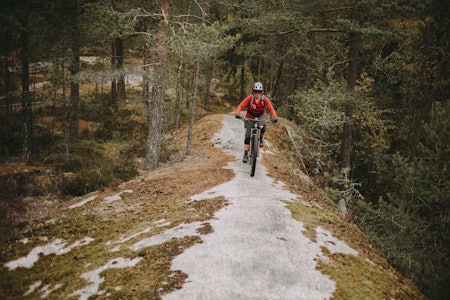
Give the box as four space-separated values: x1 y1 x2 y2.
164 115 357 299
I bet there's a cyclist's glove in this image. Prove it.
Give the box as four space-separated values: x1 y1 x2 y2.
235 114 241 119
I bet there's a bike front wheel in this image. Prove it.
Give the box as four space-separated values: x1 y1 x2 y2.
250 135 259 176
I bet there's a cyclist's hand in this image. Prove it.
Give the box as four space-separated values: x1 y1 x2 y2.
235 114 241 119
272 118 278 123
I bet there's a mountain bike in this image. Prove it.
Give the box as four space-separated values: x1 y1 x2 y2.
237 116 275 177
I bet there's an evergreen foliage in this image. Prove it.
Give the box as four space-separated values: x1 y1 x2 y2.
354 102 449 298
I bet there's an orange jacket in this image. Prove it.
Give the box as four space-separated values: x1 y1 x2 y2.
235 94 278 119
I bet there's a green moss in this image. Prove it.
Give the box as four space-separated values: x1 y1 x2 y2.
318 252 419 300
284 200 341 242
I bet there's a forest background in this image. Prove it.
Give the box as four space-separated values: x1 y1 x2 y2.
0 0 448 299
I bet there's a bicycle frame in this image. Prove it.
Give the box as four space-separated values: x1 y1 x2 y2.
238 117 274 177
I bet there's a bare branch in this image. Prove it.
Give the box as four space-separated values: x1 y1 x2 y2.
193 0 207 23
331 58 352 69
319 6 354 13
306 28 342 33
174 14 212 24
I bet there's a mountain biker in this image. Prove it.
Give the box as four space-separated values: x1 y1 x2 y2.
235 82 278 163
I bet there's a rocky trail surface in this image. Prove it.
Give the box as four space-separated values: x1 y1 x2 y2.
164 115 357 299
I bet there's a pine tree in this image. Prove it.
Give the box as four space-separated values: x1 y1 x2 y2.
356 101 449 298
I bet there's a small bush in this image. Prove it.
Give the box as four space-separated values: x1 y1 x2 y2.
113 160 138 181
60 169 110 196
59 159 138 196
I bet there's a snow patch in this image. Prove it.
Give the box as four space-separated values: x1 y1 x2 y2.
106 227 152 250
69 257 142 300
68 195 97 209
39 283 63 298
104 189 133 203
316 226 358 256
24 281 42 296
154 219 171 227
5 237 94 270
131 222 203 251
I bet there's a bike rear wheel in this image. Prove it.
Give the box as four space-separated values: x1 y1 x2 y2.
250 134 259 176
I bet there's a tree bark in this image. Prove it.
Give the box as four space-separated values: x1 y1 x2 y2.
3 57 12 120
116 38 126 100
175 59 183 131
20 26 33 162
68 3 80 144
340 104 353 169
240 64 245 100
203 61 213 107
111 40 118 112
271 59 283 99
186 60 200 156
111 37 125 112
69 45 80 144
145 0 170 170
340 33 358 170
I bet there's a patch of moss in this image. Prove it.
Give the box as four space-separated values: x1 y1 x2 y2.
197 222 214 235
318 251 424 300
284 200 340 242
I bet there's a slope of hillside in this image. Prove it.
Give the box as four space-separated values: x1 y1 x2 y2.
0 114 424 299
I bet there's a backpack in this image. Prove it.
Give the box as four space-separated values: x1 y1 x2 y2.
247 93 266 117
250 93 265 108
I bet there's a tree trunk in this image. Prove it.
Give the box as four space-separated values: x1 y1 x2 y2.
409 62 444 153
175 59 183 131
271 59 283 99
142 16 151 106
69 45 80 144
116 38 126 100
3 57 12 120
240 64 245 101
186 60 200 156
145 0 170 170
340 33 358 169
111 38 125 112
338 33 359 215
20 27 33 162
340 104 353 169
203 61 213 107
111 78 117 112
305 16 318 91
68 4 80 144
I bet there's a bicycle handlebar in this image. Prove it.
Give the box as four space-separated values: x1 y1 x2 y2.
235 115 277 124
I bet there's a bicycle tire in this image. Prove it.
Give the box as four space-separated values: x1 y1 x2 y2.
250 134 258 176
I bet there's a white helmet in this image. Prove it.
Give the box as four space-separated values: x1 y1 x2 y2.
253 82 263 92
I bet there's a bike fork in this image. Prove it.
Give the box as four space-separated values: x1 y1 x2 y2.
250 131 260 156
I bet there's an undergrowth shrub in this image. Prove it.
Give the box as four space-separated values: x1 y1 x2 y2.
0 170 60 241
0 115 24 160
60 168 110 196
59 158 138 196
113 159 138 181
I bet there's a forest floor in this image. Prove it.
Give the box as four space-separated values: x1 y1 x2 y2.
0 113 425 299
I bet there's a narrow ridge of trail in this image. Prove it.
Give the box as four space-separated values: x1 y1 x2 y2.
165 115 357 300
